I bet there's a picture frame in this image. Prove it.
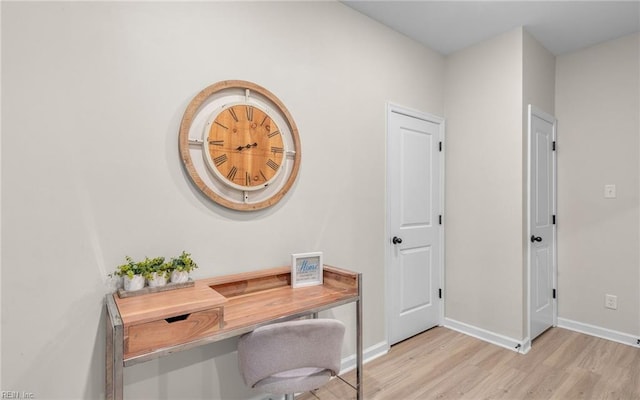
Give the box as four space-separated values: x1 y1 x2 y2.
291 252 323 288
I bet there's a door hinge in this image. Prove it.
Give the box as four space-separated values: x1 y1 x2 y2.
439 214 442 225
552 141 556 151
552 215 556 225
553 289 557 299
439 141 442 152
438 288 442 299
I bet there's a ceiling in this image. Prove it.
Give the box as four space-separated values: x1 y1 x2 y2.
342 1 640 55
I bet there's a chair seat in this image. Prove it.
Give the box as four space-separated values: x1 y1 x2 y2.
237 319 345 397
253 367 333 395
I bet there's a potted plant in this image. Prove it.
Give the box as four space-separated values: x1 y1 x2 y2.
111 256 146 291
169 251 199 283
141 256 169 288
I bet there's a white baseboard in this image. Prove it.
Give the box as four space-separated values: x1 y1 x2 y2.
557 317 640 348
444 318 526 353
520 337 532 354
340 340 389 373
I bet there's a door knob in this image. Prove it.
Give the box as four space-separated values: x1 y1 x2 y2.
392 236 403 245
530 235 542 243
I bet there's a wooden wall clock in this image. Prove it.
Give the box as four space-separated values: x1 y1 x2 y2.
179 80 301 211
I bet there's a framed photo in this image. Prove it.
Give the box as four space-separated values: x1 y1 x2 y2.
291 252 323 288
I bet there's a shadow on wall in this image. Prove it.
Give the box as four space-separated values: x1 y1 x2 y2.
123 334 252 399
85 306 106 399
6 286 105 399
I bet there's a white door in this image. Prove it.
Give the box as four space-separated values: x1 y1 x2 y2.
387 104 443 345
528 105 557 341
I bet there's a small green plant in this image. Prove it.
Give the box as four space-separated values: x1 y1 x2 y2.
170 251 199 273
138 256 167 280
110 256 147 279
110 252 198 282
155 262 173 280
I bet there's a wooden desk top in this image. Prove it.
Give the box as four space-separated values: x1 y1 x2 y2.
113 265 359 344
213 275 357 334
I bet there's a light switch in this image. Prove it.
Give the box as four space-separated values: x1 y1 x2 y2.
604 184 616 199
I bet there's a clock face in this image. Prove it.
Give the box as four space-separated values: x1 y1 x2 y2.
205 104 285 190
178 80 301 211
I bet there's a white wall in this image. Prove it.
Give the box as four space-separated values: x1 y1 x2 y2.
555 33 640 337
523 31 556 117
444 28 525 340
0 2 444 399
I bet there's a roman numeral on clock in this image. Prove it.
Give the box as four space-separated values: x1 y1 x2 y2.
246 106 253 121
268 130 280 138
228 107 239 122
266 159 279 171
271 146 284 154
209 140 224 146
227 166 238 181
245 172 251 186
213 154 228 166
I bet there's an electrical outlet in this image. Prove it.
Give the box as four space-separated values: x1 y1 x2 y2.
604 184 616 198
605 294 617 310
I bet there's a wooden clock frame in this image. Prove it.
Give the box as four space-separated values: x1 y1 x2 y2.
178 80 301 211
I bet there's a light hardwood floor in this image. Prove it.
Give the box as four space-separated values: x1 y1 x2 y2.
299 327 640 400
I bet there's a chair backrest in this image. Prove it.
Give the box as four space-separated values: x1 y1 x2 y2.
237 318 346 388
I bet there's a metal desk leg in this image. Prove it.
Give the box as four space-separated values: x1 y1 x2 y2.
356 273 363 400
105 295 124 400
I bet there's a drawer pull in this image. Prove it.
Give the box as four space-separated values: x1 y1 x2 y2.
165 314 190 323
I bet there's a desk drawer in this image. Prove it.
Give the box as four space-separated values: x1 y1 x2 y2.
125 308 223 357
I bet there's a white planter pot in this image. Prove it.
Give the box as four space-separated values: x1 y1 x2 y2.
171 270 190 284
147 272 168 288
123 274 145 291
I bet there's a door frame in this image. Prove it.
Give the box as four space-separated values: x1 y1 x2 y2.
385 102 445 346
526 104 558 351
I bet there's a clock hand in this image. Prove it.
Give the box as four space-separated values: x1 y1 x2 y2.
236 143 258 151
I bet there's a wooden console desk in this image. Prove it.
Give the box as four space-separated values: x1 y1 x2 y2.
105 265 362 400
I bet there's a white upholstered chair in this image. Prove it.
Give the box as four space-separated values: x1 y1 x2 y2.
237 319 346 400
